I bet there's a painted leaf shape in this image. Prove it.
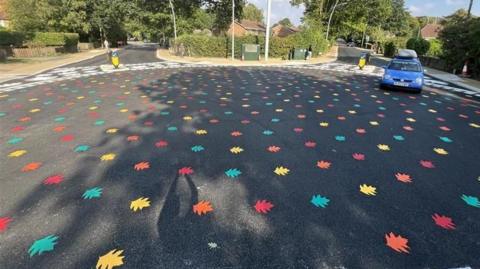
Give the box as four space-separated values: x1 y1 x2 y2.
359 184 377 196
43 174 64 185
305 141 316 148
100 153 116 161
352 153 365 161
22 162 42 172
193 200 213 215
395 173 412 183
134 162 150 171
254 200 274 214
155 140 168 148
311 195 330 208
178 166 194 175
96 249 124 269
8 150 27 157
74 145 90 152
267 145 281 153
231 131 242 136
432 213 456 230
130 197 151 212
377 144 390 151
0 217 12 232
461 195 480 208
191 145 205 152
28 235 59 257
225 168 242 178
420 160 435 168
317 160 331 169
385 232 410 254
230 146 244 154
274 166 290 176
83 187 103 199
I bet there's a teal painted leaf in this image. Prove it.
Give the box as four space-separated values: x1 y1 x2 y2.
94 120 105 126
225 168 242 178
263 130 274 135
54 116 65 123
439 136 452 143
160 111 170 115
271 118 280 122
167 126 177 131
0 112 6 117
82 187 103 199
335 135 346 142
8 137 24 145
191 145 205 152
28 235 59 257
393 135 405 141
311 195 330 208
461 195 480 208
74 145 90 152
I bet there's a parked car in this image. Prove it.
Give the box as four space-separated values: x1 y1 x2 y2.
347 42 356 47
380 49 424 93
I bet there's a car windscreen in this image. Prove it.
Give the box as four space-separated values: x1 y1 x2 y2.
388 61 421 72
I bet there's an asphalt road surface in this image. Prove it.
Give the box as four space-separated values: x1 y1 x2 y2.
0 45 479 269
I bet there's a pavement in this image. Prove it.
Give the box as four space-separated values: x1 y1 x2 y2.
0 42 479 269
156 45 339 66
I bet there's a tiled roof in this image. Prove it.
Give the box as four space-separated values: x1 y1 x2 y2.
421 24 443 38
238 20 265 31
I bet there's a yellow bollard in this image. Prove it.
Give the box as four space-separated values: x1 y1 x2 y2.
358 57 366 70
111 49 120 69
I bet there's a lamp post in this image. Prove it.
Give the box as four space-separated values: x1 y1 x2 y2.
231 0 235 60
326 0 347 40
265 0 272 61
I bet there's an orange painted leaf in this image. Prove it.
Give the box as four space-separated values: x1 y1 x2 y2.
395 173 412 183
22 162 42 172
385 232 410 254
193 200 213 215
267 145 281 153
317 160 331 169
134 162 150 171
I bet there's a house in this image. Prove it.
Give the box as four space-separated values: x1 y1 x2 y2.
271 24 300 38
420 24 443 40
0 0 9 28
227 20 266 37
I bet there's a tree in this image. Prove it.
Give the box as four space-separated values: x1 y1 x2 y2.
467 0 473 18
242 3 263 22
277 18 293 27
204 0 246 31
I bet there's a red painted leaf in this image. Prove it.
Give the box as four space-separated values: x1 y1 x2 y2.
267 145 281 153
43 174 64 185
395 173 412 183
432 213 456 230
420 160 435 169
193 200 213 215
0 217 12 232
352 153 365 161
61 134 75 142
179 167 194 176
305 141 316 148
254 200 274 214
155 140 168 148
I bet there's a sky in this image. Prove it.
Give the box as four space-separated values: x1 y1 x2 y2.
247 0 480 26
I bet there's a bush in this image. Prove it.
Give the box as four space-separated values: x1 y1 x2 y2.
384 42 396 57
64 33 80 48
427 39 443 57
0 30 25 46
406 38 430 56
173 30 329 59
32 32 66 46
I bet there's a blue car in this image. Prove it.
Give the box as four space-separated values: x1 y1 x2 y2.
380 53 424 93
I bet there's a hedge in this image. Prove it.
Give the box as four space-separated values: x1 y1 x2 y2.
30 32 79 49
173 30 330 59
0 31 25 46
406 38 430 56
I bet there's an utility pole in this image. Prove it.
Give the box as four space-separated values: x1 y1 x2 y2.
169 0 177 41
326 0 339 40
231 0 235 60
265 0 272 61
467 0 473 18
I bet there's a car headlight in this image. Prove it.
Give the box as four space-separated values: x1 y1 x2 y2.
384 74 392 80
415 77 423 84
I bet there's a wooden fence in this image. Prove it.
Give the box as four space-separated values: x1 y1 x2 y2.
11 46 65 57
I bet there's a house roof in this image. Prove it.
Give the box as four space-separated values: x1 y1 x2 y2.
237 20 265 32
272 24 300 37
0 0 8 20
421 24 443 39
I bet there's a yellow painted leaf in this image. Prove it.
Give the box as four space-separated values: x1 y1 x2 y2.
230 146 244 154
274 166 290 176
360 184 377 196
8 150 27 158
100 153 116 161
96 249 124 269
130 197 151 212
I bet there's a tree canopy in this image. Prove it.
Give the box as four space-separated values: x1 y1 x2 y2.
242 3 263 22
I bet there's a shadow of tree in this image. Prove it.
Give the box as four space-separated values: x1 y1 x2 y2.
2 67 480 269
